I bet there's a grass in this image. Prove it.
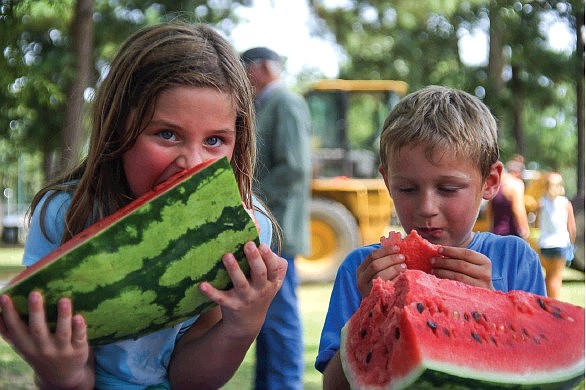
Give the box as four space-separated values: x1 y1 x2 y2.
0 245 584 389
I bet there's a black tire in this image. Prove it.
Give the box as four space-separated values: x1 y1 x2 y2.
570 195 584 272
296 198 361 283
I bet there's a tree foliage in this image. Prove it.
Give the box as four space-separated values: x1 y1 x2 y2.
0 0 250 204
0 0 583 204
308 0 584 196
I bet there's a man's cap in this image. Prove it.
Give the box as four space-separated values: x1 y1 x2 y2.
241 47 281 65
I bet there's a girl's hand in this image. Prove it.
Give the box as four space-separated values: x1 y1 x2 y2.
430 246 494 289
0 292 94 390
356 245 407 298
198 241 287 338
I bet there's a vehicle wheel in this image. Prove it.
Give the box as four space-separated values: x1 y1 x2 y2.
570 195 584 272
296 198 361 283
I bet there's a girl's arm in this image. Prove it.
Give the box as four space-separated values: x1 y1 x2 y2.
567 200 576 243
168 242 287 389
0 293 94 390
510 180 530 239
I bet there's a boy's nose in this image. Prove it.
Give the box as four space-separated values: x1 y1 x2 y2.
418 191 439 217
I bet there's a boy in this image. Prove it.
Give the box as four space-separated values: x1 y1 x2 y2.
315 86 546 389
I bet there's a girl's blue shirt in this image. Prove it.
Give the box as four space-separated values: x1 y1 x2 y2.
314 232 546 373
23 190 273 389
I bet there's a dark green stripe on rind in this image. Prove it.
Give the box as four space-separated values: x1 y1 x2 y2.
2 158 259 345
402 368 585 390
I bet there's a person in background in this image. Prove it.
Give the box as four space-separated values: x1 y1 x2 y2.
0 22 287 389
538 172 576 299
490 156 530 240
315 86 546 389
241 47 311 390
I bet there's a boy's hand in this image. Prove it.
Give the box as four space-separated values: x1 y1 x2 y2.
356 245 407 298
0 292 95 389
430 246 494 290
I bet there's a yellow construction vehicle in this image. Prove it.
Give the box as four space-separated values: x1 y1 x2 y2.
296 79 408 283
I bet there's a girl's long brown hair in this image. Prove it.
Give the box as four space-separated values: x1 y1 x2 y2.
30 22 258 244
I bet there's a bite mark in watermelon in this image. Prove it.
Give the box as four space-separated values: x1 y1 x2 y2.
380 230 441 273
0 157 259 346
341 270 585 389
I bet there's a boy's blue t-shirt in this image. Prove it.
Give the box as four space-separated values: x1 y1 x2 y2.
314 232 547 373
23 190 273 389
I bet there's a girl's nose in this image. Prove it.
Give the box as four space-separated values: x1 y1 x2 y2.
175 148 205 170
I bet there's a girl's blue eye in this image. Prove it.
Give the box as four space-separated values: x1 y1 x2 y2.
205 136 221 147
159 130 175 140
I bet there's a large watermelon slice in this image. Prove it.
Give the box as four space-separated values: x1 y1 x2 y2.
380 230 441 273
0 157 259 346
341 270 585 389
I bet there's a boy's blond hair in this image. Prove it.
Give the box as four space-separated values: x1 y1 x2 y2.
379 85 499 180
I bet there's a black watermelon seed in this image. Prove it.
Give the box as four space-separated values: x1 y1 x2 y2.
490 336 497 345
471 332 482 343
472 311 482 322
552 311 562 319
395 327 400 340
365 352 372 364
442 328 450 337
360 329 367 339
427 320 437 331
463 313 470 321
369 311 373 318
416 303 425 313
538 298 547 310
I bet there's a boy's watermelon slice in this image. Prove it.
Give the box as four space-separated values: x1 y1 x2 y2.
0 157 259 346
380 230 441 273
341 270 585 389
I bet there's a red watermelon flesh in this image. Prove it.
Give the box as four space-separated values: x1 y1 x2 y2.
341 270 585 389
380 230 441 273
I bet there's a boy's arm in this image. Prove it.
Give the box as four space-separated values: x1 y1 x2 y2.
323 351 350 390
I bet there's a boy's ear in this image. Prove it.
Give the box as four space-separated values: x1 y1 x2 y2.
379 164 390 191
482 161 503 200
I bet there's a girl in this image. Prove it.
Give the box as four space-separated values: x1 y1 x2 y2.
0 22 287 389
538 172 576 299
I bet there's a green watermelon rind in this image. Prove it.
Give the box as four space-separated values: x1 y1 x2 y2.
392 359 585 390
0 157 259 346
342 322 585 390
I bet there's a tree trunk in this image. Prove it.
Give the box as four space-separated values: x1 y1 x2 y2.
58 0 94 175
510 64 525 156
488 0 505 95
575 4 584 199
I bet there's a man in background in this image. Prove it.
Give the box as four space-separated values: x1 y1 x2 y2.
241 47 311 390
